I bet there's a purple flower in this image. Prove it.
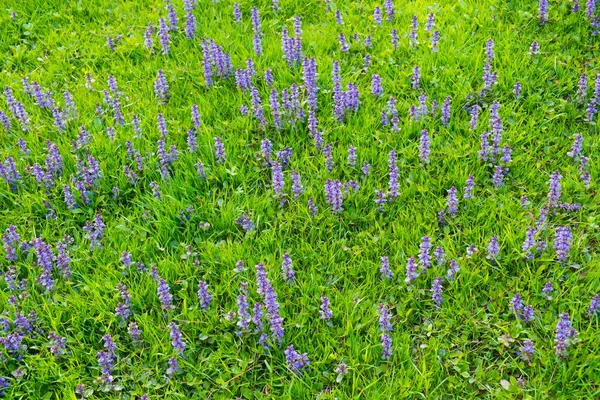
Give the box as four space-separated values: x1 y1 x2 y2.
447 187 458 216
446 260 460 281
185 11 197 40
410 16 418 47
529 40 540 55
290 170 303 197
157 278 173 312
418 236 432 272
335 10 344 24
371 74 383 97
487 235 499 259
553 226 572 262
213 137 226 164
308 198 318 217
555 313 577 358
380 256 392 279
48 331 67 357
431 277 443 308
233 3 241 23
281 253 295 282
588 294 600 317
519 340 535 362
251 7 262 56
492 165 504 187
319 296 333 321
338 33 349 53
514 81 522 97
419 129 430 163
381 333 392 360
83 215 105 250
167 2 178 30
378 303 392 331
195 280 211 310
374 6 382 25
434 247 446 266
469 105 480 130
2 226 20 261
485 38 495 63
168 322 186 355
144 23 154 51
384 0 395 20
324 179 343 213
568 134 583 159
404 257 418 285
542 281 553 297
547 171 562 205
236 213 255 233
165 357 179 381
285 345 310 372
388 150 399 199
391 28 399 50
411 66 421 90
426 12 435 32
522 227 537 258
271 161 285 198
255 263 284 343
431 31 440 52
441 96 451 126
464 175 476 199
158 18 170 55
154 70 169 105
236 292 250 332
539 0 549 24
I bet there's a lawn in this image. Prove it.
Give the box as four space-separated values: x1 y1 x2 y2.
0 0 599 398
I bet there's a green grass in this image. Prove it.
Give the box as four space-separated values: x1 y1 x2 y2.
0 0 599 398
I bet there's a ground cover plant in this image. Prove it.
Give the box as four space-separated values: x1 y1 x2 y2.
0 0 599 398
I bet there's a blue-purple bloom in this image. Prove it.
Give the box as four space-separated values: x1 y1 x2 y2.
431 277 443 308
281 253 295 282
446 260 460 281
285 345 310 373
555 313 577 358
371 74 383 97
553 226 572 262
320 296 333 321
418 236 432 272
419 129 430 163
378 303 392 331
381 333 392 360
168 321 186 355
447 186 458 216
380 256 392 279
324 179 343 213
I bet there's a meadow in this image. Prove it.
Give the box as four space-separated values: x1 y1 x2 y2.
0 0 599 398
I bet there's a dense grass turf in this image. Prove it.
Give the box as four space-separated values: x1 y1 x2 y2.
0 0 599 398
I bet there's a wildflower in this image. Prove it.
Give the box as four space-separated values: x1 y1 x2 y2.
553 226 572 262
492 165 504 187
168 322 186 355
281 253 295 282
381 333 392 359
290 170 303 197
441 96 451 126
324 179 343 213
411 66 421 90
236 291 250 332
371 74 383 97
236 213 255 232
285 345 310 372
374 6 382 25
418 236 432 272
144 23 154 51
446 260 460 281
487 235 499 259
320 296 333 321
388 150 399 199
233 3 241 23
539 0 549 24
380 256 393 279
529 40 540 55
154 70 169 105
166 357 179 379
378 303 392 331
128 322 142 343
519 340 535 362
83 215 105 250
158 18 170 55
157 278 173 311
588 294 600 317
213 137 226 164
197 281 212 309
410 15 418 47
514 81 522 97
391 29 399 50
555 313 577 358
542 281 553 297
419 129 431 163
447 187 458 216
48 332 67 357
185 11 196 40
